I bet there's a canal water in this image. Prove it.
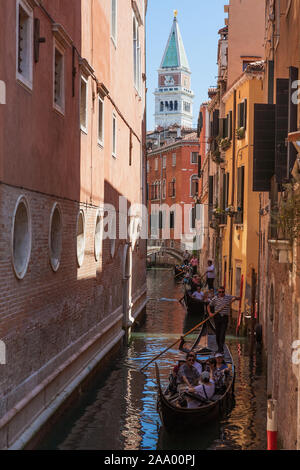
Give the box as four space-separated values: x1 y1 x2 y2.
39 269 267 450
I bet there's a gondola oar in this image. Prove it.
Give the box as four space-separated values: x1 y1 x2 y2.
140 298 237 372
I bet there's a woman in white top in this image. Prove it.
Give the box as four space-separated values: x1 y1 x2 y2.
186 371 215 408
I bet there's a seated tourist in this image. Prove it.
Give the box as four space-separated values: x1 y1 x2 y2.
165 355 186 395
214 353 230 391
192 285 204 301
186 371 215 408
177 351 200 392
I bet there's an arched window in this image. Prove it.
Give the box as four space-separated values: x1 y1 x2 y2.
169 101 173 111
160 101 164 112
174 101 178 111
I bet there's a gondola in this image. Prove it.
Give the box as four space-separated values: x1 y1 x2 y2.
174 265 185 280
183 289 206 318
155 321 235 432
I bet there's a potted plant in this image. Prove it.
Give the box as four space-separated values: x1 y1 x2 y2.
213 207 225 218
225 205 237 217
211 149 224 165
219 137 231 151
236 127 245 140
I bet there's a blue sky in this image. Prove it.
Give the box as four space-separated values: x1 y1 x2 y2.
146 0 229 130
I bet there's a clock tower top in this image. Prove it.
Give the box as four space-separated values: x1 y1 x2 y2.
154 14 194 130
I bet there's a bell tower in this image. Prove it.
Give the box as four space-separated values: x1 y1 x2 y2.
154 12 194 129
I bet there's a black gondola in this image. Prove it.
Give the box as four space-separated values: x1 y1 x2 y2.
183 289 206 318
155 322 235 432
174 265 185 280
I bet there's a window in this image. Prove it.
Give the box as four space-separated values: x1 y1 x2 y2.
170 211 175 229
191 175 199 197
162 179 166 199
76 210 85 267
80 76 88 133
12 196 31 279
49 203 62 272
169 101 173 111
133 13 141 93
155 158 158 171
237 99 247 130
191 152 198 164
98 96 104 146
235 166 245 224
16 0 33 89
184 102 191 113
147 161 150 173
111 0 117 44
53 45 65 113
190 207 196 230
160 101 164 112
172 153 176 167
162 155 167 169
112 113 117 157
169 178 176 198
174 101 178 111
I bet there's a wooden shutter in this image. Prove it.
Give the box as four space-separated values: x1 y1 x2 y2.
219 118 225 139
243 99 247 130
288 67 299 177
236 166 245 224
208 175 214 221
229 111 233 140
268 60 274 104
253 103 276 191
212 110 219 137
275 78 289 184
198 155 202 178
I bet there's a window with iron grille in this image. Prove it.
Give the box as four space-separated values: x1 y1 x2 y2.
53 45 65 113
17 0 33 89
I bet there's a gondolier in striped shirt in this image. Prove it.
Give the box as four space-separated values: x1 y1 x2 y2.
207 287 240 354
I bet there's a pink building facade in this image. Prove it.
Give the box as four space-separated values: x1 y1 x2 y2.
0 0 147 449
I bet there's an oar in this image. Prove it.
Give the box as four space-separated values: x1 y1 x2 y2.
174 269 184 279
140 297 237 372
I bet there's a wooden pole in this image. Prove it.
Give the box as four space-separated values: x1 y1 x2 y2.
140 298 237 372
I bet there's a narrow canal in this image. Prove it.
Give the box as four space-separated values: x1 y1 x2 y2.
39 269 267 450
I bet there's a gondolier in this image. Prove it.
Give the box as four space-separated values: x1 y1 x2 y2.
207 287 240 354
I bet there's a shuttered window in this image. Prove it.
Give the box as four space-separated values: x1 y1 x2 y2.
275 79 289 184
253 104 276 192
212 110 219 137
235 166 245 224
208 175 214 221
237 99 247 129
288 67 299 177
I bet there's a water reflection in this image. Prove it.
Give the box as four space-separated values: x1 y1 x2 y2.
38 269 267 451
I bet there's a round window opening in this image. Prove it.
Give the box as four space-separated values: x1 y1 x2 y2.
49 204 62 272
77 210 85 267
94 211 103 262
12 196 31 279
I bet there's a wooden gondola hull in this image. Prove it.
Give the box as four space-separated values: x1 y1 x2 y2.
184 292 206 318
157 384 233 431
